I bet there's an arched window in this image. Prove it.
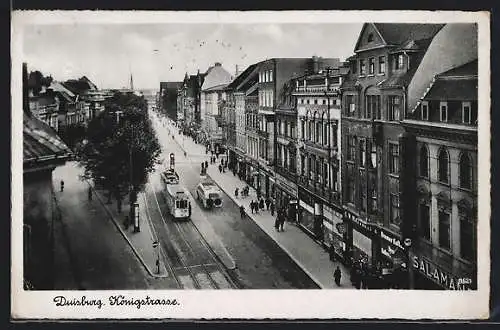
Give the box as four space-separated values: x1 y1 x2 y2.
316 122 321 143
459 153 472 189
438 148 449 184
419 145 429 178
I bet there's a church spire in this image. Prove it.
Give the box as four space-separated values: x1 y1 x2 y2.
129 73 134 91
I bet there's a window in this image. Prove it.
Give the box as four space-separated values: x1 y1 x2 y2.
370 143 377 169
438 210 451 250
300 155 306 175
369 183 377 212
366 95 381 119
368 33 374 42
390 194 400 226
359 139 366 168
388 96 401 121
360 171 367 212
378 56 386 74
323 163 329 187
346 165 355 203
419 203 431 241
352 60 357 74
388 143 399 174
269 70 273 82
438 148 449 184
301 120 305 139
323 99 326 105
459 153 472 189
421 101 429 120
368 58 375 75
419 145 429 178
346 95 356 116
440 102 448 122
323 123 328 146
396 54 404 70
459 207 475 261
306 99 310 104
462 102 471 124
314 99 318 105
347 136 356 161
308 120 312 140
360 60 366 75
315 122 321 143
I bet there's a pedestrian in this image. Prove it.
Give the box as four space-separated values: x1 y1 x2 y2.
205 160 208 169
218 164 223 173
239 205 245 219
274 214 280 231
334 266 342 287
249 200 254 214
279 213 285 231
259 198 264 210
254 200 259 214
124 216 129 230
270 202 275 216
235 188 239 198
216 153 219 159
265 198 271 211
60 180 64 192
188 202 192 218
221 159 225 167
88 187 92 201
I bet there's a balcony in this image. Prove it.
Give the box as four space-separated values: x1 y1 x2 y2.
275 165 297 183
257 129 269 138
297 175 341 205
294 85 340 94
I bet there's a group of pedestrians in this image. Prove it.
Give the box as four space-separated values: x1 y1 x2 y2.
248 197 275 215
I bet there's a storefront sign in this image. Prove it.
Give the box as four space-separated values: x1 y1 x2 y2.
299 200 314 214
380 230 404 250
412 254 474 290
344 210 378 235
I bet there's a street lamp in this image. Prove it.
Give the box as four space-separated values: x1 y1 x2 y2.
128 115 140 233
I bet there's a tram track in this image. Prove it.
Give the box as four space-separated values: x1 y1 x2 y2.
145 180 236 289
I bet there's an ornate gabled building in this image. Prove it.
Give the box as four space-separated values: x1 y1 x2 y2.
292 60 348 254
340 22 478 289
402 59 478 290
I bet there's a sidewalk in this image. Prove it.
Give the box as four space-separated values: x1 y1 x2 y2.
164 116 353 289
89 184 169 278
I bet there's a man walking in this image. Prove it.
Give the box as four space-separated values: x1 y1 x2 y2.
60 180 65 192
235 188 239 198
270 201 275 216
334 266 342 287
239 205 245 219
265 198 271 211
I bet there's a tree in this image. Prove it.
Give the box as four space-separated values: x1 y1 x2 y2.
76 92 161 213
27 70 53 96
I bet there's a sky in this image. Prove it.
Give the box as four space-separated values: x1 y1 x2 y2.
23 23 362 90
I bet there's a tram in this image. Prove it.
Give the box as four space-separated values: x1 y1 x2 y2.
164 183 191 220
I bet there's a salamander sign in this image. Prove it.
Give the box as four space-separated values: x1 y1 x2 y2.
412 254 474 290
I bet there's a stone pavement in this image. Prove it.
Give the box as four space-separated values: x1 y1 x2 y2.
163 116 353 289
89 184 170 278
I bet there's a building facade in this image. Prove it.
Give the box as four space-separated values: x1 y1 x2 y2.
340 22 478 288
159 81 182 121
402 59 478 290
293 63 347 257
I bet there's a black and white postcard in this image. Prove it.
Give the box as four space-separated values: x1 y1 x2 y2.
11 10 491 320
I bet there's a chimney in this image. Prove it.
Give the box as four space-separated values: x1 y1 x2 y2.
235 65 240 77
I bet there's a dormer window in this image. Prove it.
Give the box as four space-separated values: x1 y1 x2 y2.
368 58 375 75
368 33 374 42
440 102 448 122
396 54 404 70
462 102 471 124
421 101 429 120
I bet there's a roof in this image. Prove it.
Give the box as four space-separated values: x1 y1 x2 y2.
424 78 477 101
226 64 258 91
23 113 71 165
203 83 228 92
438 59 478 78
166 184 188 195
373 23 445 46
49 81 75 97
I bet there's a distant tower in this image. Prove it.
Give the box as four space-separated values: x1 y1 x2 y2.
129 73 134 91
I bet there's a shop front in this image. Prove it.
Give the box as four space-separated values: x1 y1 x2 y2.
234 150 247 179
378 228 407 288
344 209 379 267
274 173 298 220
298 188 323 240
323 204 346 260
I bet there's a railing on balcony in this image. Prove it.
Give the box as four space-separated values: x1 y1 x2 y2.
275 165 297 183
297 175 341 205
294 85 340 93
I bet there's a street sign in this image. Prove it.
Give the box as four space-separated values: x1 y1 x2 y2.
152 241 159 248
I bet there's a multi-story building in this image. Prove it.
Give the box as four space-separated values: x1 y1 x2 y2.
159 81 182 121
293 61 348 256
245 83 260 189
200 63 233 152
28 92 59 131
224 64 259 176
402 59 478 290
340 22 478 287
179 73 200 127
